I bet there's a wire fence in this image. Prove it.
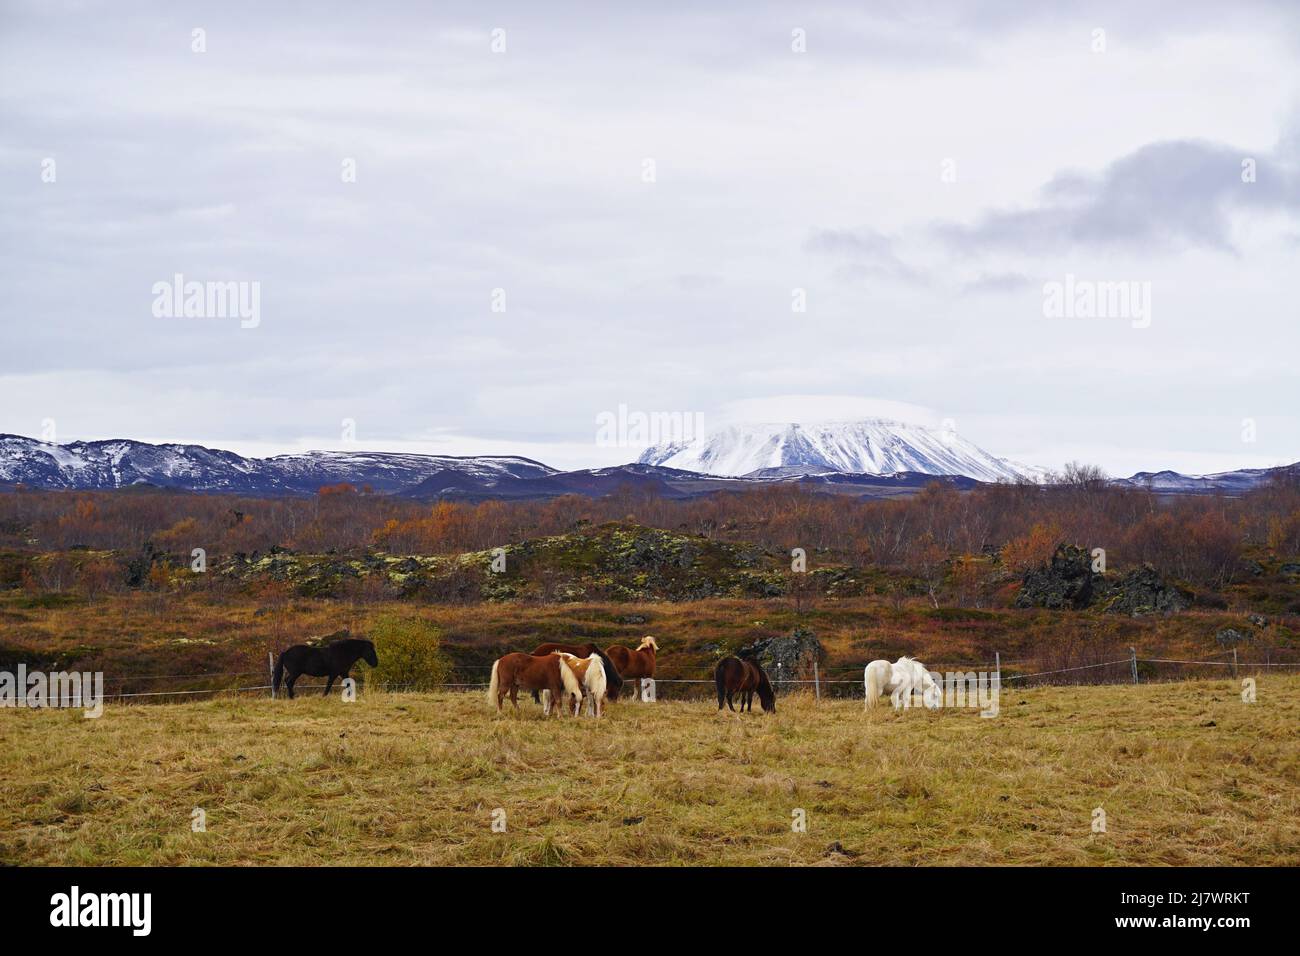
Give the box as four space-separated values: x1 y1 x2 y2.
19 647 1295 706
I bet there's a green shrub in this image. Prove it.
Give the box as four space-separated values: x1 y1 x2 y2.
365 615 451 691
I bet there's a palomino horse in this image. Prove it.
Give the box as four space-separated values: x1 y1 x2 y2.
543 652 609 717
605 636 658 700
273 638 378 699
488 652 583 715
530 642 624 702
714 657 776 713
864 656 941 711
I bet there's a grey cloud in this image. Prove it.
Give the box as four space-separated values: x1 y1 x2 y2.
934 139 1300 255
962 272 1034 294
804 228 925 284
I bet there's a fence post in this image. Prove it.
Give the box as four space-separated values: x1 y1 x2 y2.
269 651 275 699
995 651 1001 685
1129 647 1138 685
812 660 821 701
1232 648 1238 679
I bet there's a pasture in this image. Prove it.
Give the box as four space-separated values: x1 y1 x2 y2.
2 676 1297 866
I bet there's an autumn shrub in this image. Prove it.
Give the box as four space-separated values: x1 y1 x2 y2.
365 614 451 690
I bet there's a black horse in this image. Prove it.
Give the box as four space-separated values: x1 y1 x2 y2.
273 639 379 699
714 656 776 713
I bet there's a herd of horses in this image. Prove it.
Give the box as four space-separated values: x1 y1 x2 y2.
272 637 940 715
487 637 657 716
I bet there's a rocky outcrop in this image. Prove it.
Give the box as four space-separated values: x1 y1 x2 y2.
1016 544 1189 615
741 626 826 683
1015 545 1096 609
1101 566 1190 616
1215 628 1254 647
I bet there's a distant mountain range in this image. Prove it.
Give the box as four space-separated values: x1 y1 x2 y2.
0 427 1293 501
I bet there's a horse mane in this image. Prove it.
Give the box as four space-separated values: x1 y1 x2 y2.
591 646 623 691
754 663 776 711
639 636 658 652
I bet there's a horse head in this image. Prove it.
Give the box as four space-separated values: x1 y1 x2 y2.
756 667 777 713
360 640 379 668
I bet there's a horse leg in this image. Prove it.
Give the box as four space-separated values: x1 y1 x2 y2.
285 674 297 700
726 691 735 712
323 675 336 697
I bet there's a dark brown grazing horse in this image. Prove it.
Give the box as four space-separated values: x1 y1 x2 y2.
530 642 624 701
714 657 776 713
488 652 583 715
604 636 657 699
273 639 378 699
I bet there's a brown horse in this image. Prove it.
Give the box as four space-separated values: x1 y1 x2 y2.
605 636 658 700
714 657 776 713
487 652 583 715
531 642 624 700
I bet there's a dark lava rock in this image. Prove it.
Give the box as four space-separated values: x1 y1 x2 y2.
741 625 825 683
1016 545 1188 615
1015 545 1097 609
1215 628 1254 647
1102 565 1190 616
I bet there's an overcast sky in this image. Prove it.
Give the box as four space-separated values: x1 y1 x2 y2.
2 0 1297 476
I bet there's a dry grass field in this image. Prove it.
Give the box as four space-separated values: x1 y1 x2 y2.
2 675 1298 866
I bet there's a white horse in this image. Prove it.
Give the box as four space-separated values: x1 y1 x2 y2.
543 652 609 717
864 656 941 711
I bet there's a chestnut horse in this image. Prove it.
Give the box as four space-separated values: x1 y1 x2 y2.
487 652 583 715
530 642 624 701
546 652 609 717
604 636 658 700
714 657 776 713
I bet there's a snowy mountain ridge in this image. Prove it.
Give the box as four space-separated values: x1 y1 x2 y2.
0 435 556 495
638 419 1037 482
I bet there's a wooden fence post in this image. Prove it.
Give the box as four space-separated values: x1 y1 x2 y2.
1129 647 1139 684
812 660 820 701
269 651 275 699
1232 648 1239 678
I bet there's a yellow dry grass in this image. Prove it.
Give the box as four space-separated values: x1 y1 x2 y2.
1 675 1297 866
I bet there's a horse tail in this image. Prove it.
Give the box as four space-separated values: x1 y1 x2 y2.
864 662 883 709
486 659 500 706
558 657 583 704
272 653 285 696
593 646 622 696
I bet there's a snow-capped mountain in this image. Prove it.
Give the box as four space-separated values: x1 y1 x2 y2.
638 420 1036 482
0 435 556 495
1112 465 1298 494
